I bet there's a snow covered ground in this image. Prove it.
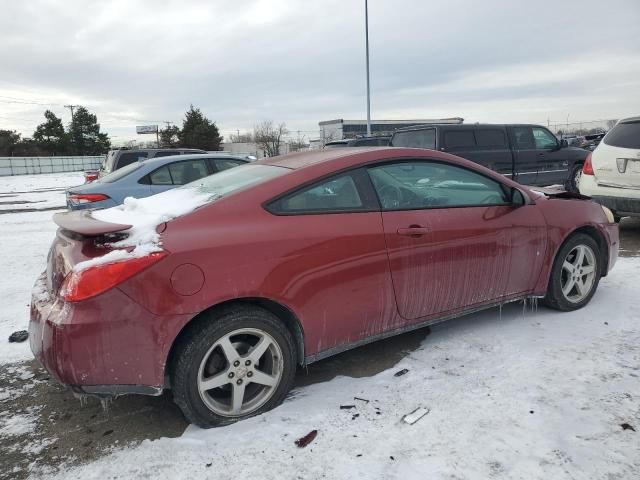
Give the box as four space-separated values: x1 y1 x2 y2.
0 173 638 479
28 257 639 479
0 172 83 363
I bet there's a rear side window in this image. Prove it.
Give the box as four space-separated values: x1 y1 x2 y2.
168 159 209 185
149 167 172 185
444 131 475 149
271 174 364 213
475 130 506 147
392 129 436 149
116 152 148 170
603 121 640 149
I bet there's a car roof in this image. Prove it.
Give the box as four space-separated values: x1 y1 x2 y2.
137 153 249 167
392 123 547 133
109 148 205 153
259 148 375 170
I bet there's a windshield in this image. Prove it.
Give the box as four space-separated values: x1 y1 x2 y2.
97 161 144 183
179 163 288 201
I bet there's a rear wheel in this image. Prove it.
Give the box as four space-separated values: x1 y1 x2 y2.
565 164 583 193
171 306 297 428
543 233 601 311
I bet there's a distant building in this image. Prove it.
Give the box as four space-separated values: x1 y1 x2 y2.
319 118 464 144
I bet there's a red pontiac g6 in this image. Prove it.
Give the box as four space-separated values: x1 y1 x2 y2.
30 148 619 427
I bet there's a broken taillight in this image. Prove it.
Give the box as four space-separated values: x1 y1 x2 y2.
60 251 167 302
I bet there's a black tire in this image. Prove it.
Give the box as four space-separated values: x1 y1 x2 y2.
171 305 297 428
565 164 583 194
543 233 602 311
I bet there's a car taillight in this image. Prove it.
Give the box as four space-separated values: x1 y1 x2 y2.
582 153 594 175
68 193 110 204
60 251 167 302
84 172 99 183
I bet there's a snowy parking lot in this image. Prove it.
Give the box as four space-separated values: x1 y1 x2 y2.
1 173 639 479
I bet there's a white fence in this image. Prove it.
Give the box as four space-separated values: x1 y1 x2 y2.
0 156 103 176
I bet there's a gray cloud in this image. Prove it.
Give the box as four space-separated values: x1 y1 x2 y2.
1 0 639 142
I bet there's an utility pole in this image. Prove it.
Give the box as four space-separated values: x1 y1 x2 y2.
64 104 79 154
364 0 372 137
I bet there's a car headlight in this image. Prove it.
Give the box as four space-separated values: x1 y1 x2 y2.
601 205 615 224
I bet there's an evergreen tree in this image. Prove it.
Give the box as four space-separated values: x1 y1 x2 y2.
160 125 180 147
0 130 22 156
33 110 69 155
178 105 223 151
68 106 111 155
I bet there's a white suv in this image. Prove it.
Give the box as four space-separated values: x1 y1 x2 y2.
579 116 640 220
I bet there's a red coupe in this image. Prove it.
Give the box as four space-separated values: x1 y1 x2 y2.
30 147 619 427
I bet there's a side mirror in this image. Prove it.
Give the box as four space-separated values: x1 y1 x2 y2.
510 188 526 207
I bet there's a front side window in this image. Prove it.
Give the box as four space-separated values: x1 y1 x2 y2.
168 159 209 185
272 174 364 213
532 127 558 150
368 161 508 210
392 129 436 149
512 127 535 149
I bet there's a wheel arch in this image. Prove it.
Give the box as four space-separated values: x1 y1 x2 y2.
548 225 610 288
166 297 306 384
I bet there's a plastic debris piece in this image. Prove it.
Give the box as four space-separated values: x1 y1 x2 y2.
394 368 409 377
295 429 318 448
352 414 360 420
8 330 28 343
620 423 636 432
354 397 369 403
340 405 356 410
402 407 430 425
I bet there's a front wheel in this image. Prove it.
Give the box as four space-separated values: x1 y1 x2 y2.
543 233 601 311
171 306 297 428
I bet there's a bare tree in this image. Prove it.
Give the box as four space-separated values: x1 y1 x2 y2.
229 132 254 143
254 121 288 157
606 119 618 130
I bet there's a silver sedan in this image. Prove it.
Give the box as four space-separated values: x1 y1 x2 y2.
66 154 249 210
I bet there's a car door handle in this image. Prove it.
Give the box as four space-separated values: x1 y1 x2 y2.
397 226 430 236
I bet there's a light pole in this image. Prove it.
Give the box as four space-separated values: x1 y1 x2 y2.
365 0 371 137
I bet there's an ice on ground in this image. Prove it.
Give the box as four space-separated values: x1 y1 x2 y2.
36 258 640 480
0 409 39 437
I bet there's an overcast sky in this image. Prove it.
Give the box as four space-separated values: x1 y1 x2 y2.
1 0 639 143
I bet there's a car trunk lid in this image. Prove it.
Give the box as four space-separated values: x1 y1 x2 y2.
46 211 133 295
592 143 640 190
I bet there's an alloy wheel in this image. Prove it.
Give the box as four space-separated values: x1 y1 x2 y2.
560 244 597 303
197 328 283 417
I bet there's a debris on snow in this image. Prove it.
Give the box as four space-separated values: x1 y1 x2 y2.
620 423 636 432
354 396 369 403
294 430 317 448
8 330 28 343
394 368 409 377
402 407 430 425
339 405 356 410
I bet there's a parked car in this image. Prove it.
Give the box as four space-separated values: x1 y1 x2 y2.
391 124 590 192
31 147 618 427
324 136 391 148
579 116 640 220
83 148 207 183
68 154 249 210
